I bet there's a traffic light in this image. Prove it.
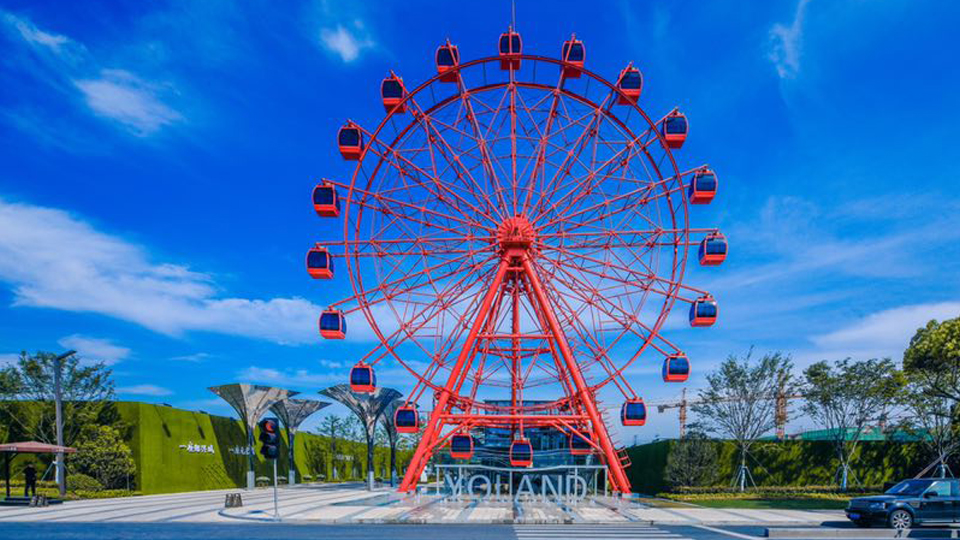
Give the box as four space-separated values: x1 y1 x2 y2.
258 417 280 460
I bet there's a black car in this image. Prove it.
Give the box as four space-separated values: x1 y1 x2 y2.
846 478 958 529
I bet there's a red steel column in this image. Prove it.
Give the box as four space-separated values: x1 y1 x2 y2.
520 255 632 493
399 257 511 492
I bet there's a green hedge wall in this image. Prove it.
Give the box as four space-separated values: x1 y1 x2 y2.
625 439 934 495
115 401 409 494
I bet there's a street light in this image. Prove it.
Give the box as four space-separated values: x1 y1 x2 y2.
54 350 76 499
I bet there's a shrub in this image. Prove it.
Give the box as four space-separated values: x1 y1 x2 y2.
255 476 270 487
68 473 104 492
71 425 136 489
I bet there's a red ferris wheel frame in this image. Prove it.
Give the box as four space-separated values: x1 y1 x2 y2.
309 42 724 494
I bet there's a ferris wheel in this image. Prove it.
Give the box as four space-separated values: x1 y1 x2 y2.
306 30 726 493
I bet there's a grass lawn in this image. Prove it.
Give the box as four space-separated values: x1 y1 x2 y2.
688 498 848 510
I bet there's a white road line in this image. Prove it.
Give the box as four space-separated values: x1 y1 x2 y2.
514 525 688 539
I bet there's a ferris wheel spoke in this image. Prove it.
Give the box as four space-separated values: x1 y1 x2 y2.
362 129 500 229
534 133 659 228
537 173 691 234
529 103 613 224
410 111 506 222
363 257 498 377
411 94 509 221
516 83 568 216
544 244 675 299
337 249 492 310
541 280 637 398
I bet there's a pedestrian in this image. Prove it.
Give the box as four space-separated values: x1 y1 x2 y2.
24 463 37 498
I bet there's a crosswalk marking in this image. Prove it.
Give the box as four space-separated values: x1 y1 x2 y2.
514 525 686 539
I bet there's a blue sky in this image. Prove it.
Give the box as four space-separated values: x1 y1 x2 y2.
0 0 958 441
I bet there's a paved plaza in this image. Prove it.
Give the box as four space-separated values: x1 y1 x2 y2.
0 482 843 526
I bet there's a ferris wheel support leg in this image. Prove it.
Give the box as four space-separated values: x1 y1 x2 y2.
520 255 633 494
398 258 511 493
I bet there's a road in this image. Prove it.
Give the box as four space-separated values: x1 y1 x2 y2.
0 522 768 540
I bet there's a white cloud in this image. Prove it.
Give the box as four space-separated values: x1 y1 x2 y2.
74 69 182 136
171 352 211 362
2 11 182 139
319 23 373 63
768 0 811 79
810 301 960 361
57 334 131 366
2 11 71 53
116 384 172 396
0 353 20 367
236 366 339 387
0 197 326 345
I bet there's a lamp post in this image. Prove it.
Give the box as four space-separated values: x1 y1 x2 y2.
54 350 76 499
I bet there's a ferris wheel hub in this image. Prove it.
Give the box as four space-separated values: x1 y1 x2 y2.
496 214 537 253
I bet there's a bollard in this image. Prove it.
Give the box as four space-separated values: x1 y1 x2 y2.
224 493 244 508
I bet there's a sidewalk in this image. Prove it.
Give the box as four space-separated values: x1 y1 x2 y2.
0 483 845 525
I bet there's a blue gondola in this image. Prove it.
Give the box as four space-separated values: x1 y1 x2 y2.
306 247 334 279
319 309 346 339
661 111 688 149
617 64 643 104
395 406 418 433
689 296 718 327
312 182 340 217
498 29 522 70
699 233 728 266
689 168 718 204
349 362 375 392
662 354 690 383
509 440 533 467
436 41 460 82
450 434 474 460
338 123 363 160
561 35 585 78
621 399 647 426
569 432 593 455
381 74 406 113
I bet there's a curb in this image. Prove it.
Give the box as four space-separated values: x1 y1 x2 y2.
765 528 960 539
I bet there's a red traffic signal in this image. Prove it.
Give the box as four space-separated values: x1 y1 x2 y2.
258 418 280 460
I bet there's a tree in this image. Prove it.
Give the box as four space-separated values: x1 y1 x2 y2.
0 351 115 447
664 425 719 488
903 317 960 402
899 378 958 477
71 425 136 489
316 413 345 480
691 350 796 490
802 358 904 491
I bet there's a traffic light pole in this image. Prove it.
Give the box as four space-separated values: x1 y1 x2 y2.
272 459 280 521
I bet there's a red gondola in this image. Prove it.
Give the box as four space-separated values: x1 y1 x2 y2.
498 28 522 70
616 64 643 104
569 431 593 456
661 111 688 149
306 247 334 279
349 361 376 393
338 123 363 160
319 309 346 339
395 406 419 433
689 295 718 327
561 34 585 78
662 354 690 383
620 399 647 427
699 232 727 266
689 168 718 204
509 439 533 467
381 73 406 113
450 434 474 460
312 182 340 217
436 41 460 82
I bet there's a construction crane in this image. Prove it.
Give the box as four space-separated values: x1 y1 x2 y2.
650 388 804 439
